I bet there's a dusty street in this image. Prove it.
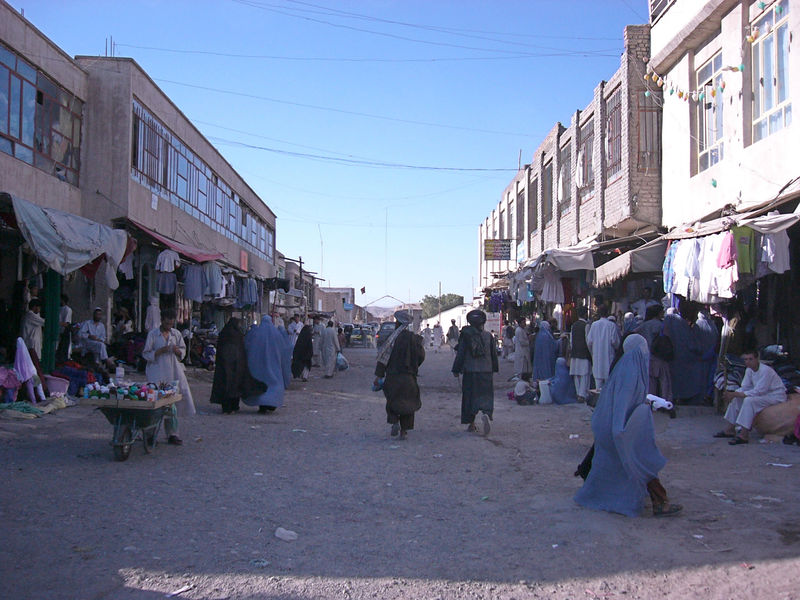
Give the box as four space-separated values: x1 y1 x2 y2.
1 346 799 599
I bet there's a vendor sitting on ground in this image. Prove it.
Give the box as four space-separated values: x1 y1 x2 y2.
77 308 115 370
715 349 787 445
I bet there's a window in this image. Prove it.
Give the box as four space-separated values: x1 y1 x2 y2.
558 143 571 215
605 88 622 178
528 175 538 233
516 186 524 240
752 0 791 142
131 100 274 262
639 89 663 171
0 42 83 185
577 118 594 201
498 209 505 240
507 196 514 239
542 162 553 224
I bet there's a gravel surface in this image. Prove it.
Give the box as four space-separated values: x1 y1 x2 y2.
1 346 799 599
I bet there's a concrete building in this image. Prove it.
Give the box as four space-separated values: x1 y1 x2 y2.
479 24 662 292
0 0 279 367
648 0 799 227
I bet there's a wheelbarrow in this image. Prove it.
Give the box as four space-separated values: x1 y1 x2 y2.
86 394 182 461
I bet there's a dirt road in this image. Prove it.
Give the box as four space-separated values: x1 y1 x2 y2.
1 345 798 599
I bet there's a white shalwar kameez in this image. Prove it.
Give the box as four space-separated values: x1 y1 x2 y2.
586 318 620 390
724 363 786 430
142 327 196 420
78 320 109 361
513 325 530 377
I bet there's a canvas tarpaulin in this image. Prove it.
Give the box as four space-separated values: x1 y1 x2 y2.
595 238 669 287
11 195 128 288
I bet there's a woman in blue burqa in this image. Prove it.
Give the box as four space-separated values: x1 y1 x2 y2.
532 320 558 380
374 310 425 440
549 357 577 404
574 334 682 517
244 314 290 414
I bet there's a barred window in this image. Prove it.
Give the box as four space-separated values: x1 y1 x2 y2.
542 162 553 224
605 88 622 178
577 118 594 202
558 143 572 215
516 185 524 240
528 175 538 233
639 90 662 172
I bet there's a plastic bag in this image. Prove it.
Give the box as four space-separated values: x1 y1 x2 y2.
336 351 349 371
372 377 385 392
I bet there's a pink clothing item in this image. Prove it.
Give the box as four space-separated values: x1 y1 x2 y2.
14 337 36 382
716 231 737 269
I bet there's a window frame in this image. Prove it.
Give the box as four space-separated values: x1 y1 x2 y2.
605 87 623 179
751 0 791 143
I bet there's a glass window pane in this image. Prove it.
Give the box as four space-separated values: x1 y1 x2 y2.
21 80 35 145
0 65 8 135
0 45 14 70
785 103 792 127
763 35 774 111
754 118 767 141
769 110 783 134
752 43 761 118
777 24 788 103
9 75 19 138
0 137 12 155
16 56 36 82
15 143 32 163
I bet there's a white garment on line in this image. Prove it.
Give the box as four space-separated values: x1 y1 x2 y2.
155 249 180 272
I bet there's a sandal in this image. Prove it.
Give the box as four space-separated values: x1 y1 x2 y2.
653 503 683 517
167 435 183 446
728 436 749 445
390 422 400 437
713 430 735 438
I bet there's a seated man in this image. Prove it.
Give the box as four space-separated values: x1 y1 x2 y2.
715 349 787 445
77 308 115 370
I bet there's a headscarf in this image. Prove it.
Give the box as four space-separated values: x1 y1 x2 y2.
217 317 244 346
292 325 314 377
550 357 577 404
466 309 486 328
376 310 411 367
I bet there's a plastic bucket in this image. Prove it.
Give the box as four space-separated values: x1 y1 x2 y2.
44 375 70 396
538 380 553 404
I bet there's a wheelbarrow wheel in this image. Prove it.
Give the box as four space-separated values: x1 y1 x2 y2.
113 424 133 461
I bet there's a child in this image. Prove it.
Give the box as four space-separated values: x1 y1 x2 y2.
514 372 537 405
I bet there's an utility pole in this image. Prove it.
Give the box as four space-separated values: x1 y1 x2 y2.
438 281 441 323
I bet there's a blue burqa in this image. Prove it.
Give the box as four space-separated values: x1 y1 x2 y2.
549 357 577 404
574 334 666 516
276 324 293 389
663 312 717 403
243 315 288 408
532 321 558 380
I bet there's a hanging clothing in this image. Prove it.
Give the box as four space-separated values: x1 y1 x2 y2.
761 231 791 274
202 262 224 297
575 335 667 517
182 265 206 303
155 249 180 272
731 226 756 275
532 321 558 380
244 315 289 409
157 271 177 295
118 253 134 280
141 326 196 417
541 267 565 303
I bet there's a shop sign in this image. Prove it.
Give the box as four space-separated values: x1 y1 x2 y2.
484 239 512 261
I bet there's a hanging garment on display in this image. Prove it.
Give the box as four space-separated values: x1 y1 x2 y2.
183 264 206 303
731 226 755 274
157 271 177 295
202 262 224 297
155 249 181 272
540 266 565 304
761 231 791 274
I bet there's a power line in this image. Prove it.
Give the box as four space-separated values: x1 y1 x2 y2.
116 42 618 62
208 136 518 172
154 77 539 137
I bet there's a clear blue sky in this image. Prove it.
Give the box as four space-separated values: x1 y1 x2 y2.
10 0 649 308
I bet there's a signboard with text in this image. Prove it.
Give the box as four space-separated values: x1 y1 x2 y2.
483 239 512 261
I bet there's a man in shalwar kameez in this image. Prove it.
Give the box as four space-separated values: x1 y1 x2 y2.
586 305 620 390
244 314 289 414
320 320 341 378
142 308 196 445
452 310 499 435
512 318 530 379
374 310 425 440
575 335 682 517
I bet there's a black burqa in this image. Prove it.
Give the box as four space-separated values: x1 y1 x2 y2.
375 328 425 432
291 325 313 379
210 317 265 413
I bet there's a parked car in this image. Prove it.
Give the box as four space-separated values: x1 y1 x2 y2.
375 322 397 348
349 326 374 348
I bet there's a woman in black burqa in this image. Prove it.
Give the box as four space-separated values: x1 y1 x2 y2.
452 309 499 435
210 317 265 414
374 310 425 440
291 324 313 381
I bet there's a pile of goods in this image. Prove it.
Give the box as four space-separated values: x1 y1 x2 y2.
83 381 178 402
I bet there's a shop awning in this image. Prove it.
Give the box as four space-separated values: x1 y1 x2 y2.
126 219 225 263
595 237 669 287
525 244 597 272
10 194 128 276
